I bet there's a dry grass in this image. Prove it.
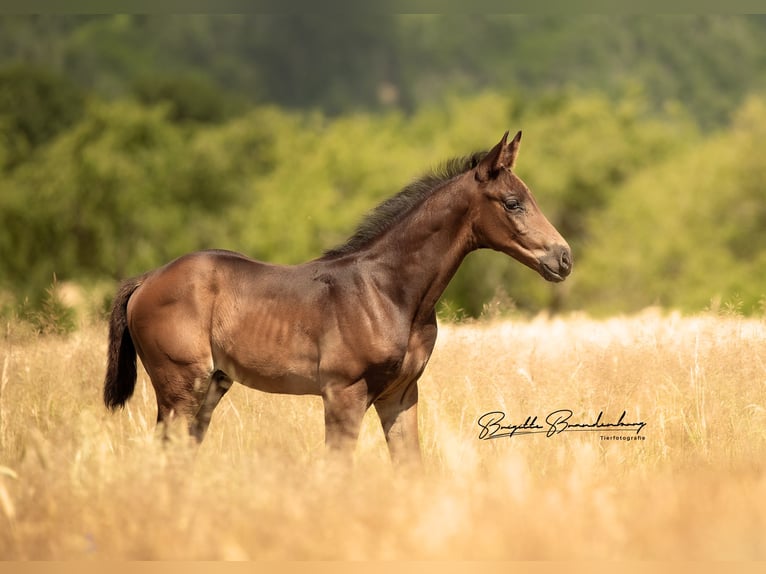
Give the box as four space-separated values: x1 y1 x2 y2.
1 309 766 560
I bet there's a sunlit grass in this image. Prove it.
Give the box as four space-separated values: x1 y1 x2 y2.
1 309 765 559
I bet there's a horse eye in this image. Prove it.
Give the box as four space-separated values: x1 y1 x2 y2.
503 198 523 212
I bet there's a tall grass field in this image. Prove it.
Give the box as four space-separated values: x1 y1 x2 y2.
1 309 765 559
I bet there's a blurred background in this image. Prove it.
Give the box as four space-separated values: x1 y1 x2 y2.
1 14 766 329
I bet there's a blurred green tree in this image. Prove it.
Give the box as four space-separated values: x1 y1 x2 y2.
132 72 245 124
571 96 766 315
0 100 274 300
0 64 85 169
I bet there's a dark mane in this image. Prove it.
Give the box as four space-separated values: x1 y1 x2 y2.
323 150 487 258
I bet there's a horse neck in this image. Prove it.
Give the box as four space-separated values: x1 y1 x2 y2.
356 179 476 323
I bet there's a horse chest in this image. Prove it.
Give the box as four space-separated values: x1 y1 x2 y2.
362 322 436 384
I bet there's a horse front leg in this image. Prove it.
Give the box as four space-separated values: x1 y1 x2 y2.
373 380 421 469
321 380 369 464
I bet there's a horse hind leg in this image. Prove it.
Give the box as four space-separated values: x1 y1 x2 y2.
149 363 218 446
189 370 233 443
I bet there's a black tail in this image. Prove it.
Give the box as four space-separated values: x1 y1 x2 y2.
104 277 142 410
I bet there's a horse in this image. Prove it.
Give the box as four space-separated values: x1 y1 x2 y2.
103 130 572 466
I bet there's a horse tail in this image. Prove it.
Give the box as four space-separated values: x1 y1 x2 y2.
104 277 143 410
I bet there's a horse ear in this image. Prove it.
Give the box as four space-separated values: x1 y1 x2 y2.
475 131 508 182
475 130 521 181
506 130 522 169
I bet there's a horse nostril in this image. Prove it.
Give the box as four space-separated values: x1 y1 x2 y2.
560 249 572 273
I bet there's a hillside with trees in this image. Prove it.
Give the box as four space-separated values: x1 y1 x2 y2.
1 15 766 322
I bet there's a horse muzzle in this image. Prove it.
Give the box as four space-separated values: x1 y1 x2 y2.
538 244 572 283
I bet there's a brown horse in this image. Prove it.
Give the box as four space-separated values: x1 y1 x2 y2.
104 131 571 465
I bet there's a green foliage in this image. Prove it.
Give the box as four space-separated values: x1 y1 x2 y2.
3 16 766 126
572 95 766 315
0 64 85 169
2 14 766 318
0 100 272 298
3 86 765 318
15 278 77 336
132 73 245 124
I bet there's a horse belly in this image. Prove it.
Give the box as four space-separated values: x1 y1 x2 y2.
211 334 321 396
236 371 320 396
216 362 319 395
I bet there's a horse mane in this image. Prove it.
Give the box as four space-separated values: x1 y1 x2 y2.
323 150 488 258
